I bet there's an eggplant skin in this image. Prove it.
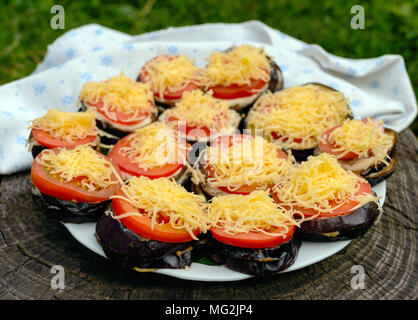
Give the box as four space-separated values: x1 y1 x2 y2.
31 145 47 159
30 140 98 158
95 212 194 269
79 102 128 146
289 148 315 162
267 60 284 92
209 233 301 276
361 129 398 186
32 186 110 223
363 154 397 187
299 201 380 242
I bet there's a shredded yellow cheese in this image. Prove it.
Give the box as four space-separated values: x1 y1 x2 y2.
37 145 121 191
201 135 294 191
79 72 155 122
140 55 202 99
28 109 97 142
110 176 210 240
246 85 351 149
118 122 189 170
326 118 393 163
272 153 379 214
163 90 238 130
201 44 271 88
207 190 303 235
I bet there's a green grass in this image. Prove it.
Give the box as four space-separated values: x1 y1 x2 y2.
1 0 417 133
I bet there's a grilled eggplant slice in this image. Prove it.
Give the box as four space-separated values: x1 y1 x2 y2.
299 201 381 242
222 46 283 94
32 186 110 223
209 232 301 276
228 59 283 112
287 83 353 162
79 101 158 146
362 154 397 186
95 212 194 269
361 128 397 186
28 130 100 159
244 82 353 162
314 127 397 186
267 58 284 93
30 144 47 159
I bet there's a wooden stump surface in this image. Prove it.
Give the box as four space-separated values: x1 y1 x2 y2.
0 129 416 300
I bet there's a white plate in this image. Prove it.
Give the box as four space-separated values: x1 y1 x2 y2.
63 182 386 282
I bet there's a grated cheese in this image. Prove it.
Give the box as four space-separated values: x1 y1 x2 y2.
207 190 303 235
200 135 294 191
36 145 122 191
140 55 202 99
326 118 393 163
110 176 210 240
79 72 155 122
201 44 271 88
246 85 352 149
118 122 189 170
28 109 97 142
163 90 239 131
272 153 380 214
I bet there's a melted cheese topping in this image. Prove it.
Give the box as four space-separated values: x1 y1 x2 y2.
140 55 201 99
272 153 379 213
207 190 302 235
202 44 271 88
327 118 393 163
201 135 294 191
118 122 189 170
79 72 155 122
202 45 270 88
36 145 121 191
110 176 210 239
163 90 236 130
246 85 351 149
28 109 97 141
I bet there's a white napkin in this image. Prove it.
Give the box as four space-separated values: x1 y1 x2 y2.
0 20 416 175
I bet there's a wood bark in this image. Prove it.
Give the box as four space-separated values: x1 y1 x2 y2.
0 129 416 300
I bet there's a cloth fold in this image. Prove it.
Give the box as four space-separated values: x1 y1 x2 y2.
0 20 416 174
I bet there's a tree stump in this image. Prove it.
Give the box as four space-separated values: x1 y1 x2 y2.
0 129 416 300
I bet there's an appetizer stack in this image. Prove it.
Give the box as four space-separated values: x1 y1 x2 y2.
27 44 397 277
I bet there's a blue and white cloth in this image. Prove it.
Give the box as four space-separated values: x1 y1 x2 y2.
0 21 416 174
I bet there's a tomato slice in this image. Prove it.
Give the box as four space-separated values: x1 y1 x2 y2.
271 131 302 144
139 55 200 100
206 134 287 195
108 134 187 179
319 119 385 160
89 100 152 125
210 133 252 148
31 150 121 203
165 113 231 140
208 78 267 99
211 225 295 249
112 191 199 242
154 82 199 100
166 116 211 139
272 177 372 218
32 129 97 149
319 126 359 160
